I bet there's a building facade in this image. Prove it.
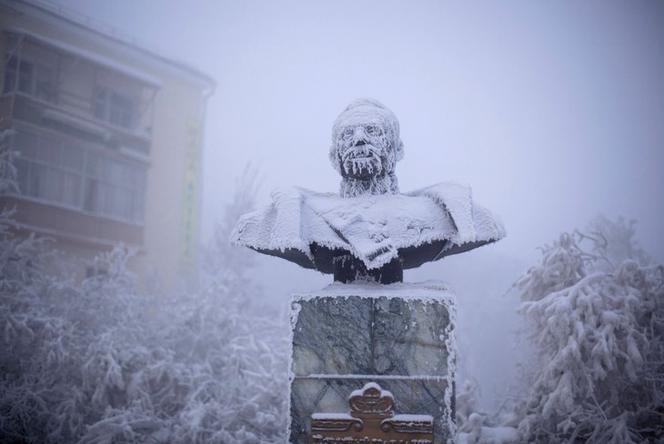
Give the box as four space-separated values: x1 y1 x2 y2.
0 0 214 287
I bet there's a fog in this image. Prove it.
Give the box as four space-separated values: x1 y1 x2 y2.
54 0 664 411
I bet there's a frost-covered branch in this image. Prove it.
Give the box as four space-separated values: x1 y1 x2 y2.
0 160 288 443
512 217 664 443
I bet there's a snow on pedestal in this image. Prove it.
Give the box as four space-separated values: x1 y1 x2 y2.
288 281 456 444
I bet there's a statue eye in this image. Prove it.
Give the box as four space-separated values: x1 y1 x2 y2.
342 128 354 139
366 125 381 136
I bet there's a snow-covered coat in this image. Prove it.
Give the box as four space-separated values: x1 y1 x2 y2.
231 182 505 273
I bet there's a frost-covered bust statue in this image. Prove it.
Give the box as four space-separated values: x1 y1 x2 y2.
331 98 403 198
232 98 505 284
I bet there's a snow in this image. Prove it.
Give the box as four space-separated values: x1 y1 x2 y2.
456 426 519 444
3 119 662 443
233 97 505 279
330 98 404 198
349 382 394 401
0 161 289 444
5 120 661 443
442 296 458 440
286 295 301 441
310 413 355 421
292 280 455 303
390 414 434 423
331 99 403 164
232 183 505 271
511 218 664 442
302 374 448 381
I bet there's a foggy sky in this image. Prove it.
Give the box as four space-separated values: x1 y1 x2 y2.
47 0 664 411
54 0 664 264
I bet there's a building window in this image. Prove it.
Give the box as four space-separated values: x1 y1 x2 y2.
2 55 55 102
14 130 82 208
94 86 136 129
83 150 145 222
2 56 18 93
13 127 146 224
18 59 34 94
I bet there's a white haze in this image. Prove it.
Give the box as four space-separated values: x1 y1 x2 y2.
54 0 664 410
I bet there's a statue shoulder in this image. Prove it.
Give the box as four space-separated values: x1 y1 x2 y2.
269 186 333 204
408 181 472 201
408 182 473 227
409 182 505 244
230 186 338 253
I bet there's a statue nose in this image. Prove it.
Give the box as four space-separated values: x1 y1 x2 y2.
353 127 368 146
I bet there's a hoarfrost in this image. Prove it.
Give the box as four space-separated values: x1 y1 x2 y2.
454 217 663 443
232 98 505 285
0 162 288 443
330 98 404 198
510 218 664 442
232 184 505 272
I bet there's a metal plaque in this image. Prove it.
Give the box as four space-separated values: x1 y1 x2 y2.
310 382 434 444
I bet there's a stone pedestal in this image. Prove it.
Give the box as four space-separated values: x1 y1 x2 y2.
288 282 456 444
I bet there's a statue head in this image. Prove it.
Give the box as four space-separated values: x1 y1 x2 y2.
330 98 404 197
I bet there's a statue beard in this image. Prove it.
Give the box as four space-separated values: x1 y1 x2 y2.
338 144 399 198
340 144 384 180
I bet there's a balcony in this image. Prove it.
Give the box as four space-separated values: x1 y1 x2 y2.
2 92 152 158
2 32 157 157
0 31 157 249
0 103 149 248
0 195 144 248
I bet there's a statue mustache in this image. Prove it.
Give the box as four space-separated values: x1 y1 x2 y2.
341 143 381 162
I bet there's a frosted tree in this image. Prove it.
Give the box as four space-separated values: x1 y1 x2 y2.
75 165 287 444
0 127 76 442
515 217 664 443
0 153 288 443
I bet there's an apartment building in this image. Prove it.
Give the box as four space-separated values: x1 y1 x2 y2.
0 0 215 287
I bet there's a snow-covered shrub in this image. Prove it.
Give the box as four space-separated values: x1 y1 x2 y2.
0 150 287 443
515 217 664 443
455 379 520 444
456 379 482 431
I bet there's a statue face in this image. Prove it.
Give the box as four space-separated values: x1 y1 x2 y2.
330 99 404 194
335 120 391 180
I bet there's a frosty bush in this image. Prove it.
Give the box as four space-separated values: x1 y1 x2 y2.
0 151 287 443
515 217 664 443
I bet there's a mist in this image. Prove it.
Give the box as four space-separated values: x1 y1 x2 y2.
52 0 664 260
3 0 663 441
51 0 664 406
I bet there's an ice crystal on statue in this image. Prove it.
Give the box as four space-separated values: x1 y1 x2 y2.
329 98 403 197
232 98 505 284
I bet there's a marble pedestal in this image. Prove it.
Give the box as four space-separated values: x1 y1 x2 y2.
288 282 456 444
